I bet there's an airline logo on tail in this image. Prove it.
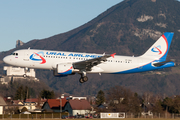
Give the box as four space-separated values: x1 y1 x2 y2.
151 45 162 55
29 51 46 64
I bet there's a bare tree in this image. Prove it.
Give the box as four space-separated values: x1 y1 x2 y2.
106 86 141 113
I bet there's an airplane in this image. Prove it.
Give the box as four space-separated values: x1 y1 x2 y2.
3 32 175 83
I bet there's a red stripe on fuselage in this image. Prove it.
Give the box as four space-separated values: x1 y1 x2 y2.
34 53 46 64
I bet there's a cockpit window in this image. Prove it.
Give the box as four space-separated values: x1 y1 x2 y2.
11 53 18 56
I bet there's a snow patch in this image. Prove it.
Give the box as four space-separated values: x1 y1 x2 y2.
137 14 153 22
155 23 167 28
134 29 162 40
158 13 166 19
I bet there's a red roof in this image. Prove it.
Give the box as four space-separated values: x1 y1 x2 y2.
47 98 67 108
69 99 91 110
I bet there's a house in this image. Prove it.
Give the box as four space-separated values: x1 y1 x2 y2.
97 103 108 109
42 98 67 112
3 105 23 114
12 98 47 112
141 102 154 116
25 98 47 110
1 97 23 114
0 96 7 114
64 99 92 116
19 102 36 112
12 100 24 105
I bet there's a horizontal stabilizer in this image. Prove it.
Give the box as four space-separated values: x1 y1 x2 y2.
153 59 175 67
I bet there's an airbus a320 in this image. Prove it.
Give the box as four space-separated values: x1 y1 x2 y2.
3 32 175 83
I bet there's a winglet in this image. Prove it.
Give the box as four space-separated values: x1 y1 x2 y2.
110 53 116 58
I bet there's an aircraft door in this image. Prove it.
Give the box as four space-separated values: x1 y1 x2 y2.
24 50 29 61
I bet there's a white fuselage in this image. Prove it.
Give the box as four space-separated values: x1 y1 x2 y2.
3 49 154 74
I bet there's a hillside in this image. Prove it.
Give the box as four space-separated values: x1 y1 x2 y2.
1 0 180 96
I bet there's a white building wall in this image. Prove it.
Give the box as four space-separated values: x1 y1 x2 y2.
4 66 35 77
72 97 86 100
0 106 3 114
72 110 90 116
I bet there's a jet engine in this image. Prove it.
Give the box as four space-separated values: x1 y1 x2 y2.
53 63 75 77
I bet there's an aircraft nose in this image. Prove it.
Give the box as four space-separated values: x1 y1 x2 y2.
3 56 10 64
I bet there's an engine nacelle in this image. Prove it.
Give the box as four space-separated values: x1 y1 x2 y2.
53 63 74 76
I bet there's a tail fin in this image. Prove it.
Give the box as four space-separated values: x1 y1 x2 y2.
141 32 174 61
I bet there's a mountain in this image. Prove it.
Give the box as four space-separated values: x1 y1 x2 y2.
1 0 180 96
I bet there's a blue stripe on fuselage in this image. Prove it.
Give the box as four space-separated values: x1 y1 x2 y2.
113 61 175 74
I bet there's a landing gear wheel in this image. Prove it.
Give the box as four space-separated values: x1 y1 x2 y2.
79 78 84 83
83 76 88 82
79 76 88 83
23 74 27 78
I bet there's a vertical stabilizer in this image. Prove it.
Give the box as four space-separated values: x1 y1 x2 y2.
141 32 174 61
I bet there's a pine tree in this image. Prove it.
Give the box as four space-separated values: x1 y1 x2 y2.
14 85 24 100
96 90 105 105
40 89 55 99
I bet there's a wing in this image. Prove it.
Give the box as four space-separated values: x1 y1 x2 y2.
73 53 116 71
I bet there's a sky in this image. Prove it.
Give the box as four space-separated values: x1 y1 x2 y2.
1 0 180 52
0 0 122 52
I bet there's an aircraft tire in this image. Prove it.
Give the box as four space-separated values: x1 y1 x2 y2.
79 78 84 83
23 74 27 78
83 76 88 82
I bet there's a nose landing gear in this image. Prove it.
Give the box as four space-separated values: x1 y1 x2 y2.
23 67 28 78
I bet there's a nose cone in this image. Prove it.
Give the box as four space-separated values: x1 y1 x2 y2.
3 56 10 64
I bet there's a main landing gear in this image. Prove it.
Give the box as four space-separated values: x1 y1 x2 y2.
79 71 88 83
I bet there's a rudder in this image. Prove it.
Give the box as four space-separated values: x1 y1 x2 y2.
141 32 174 61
